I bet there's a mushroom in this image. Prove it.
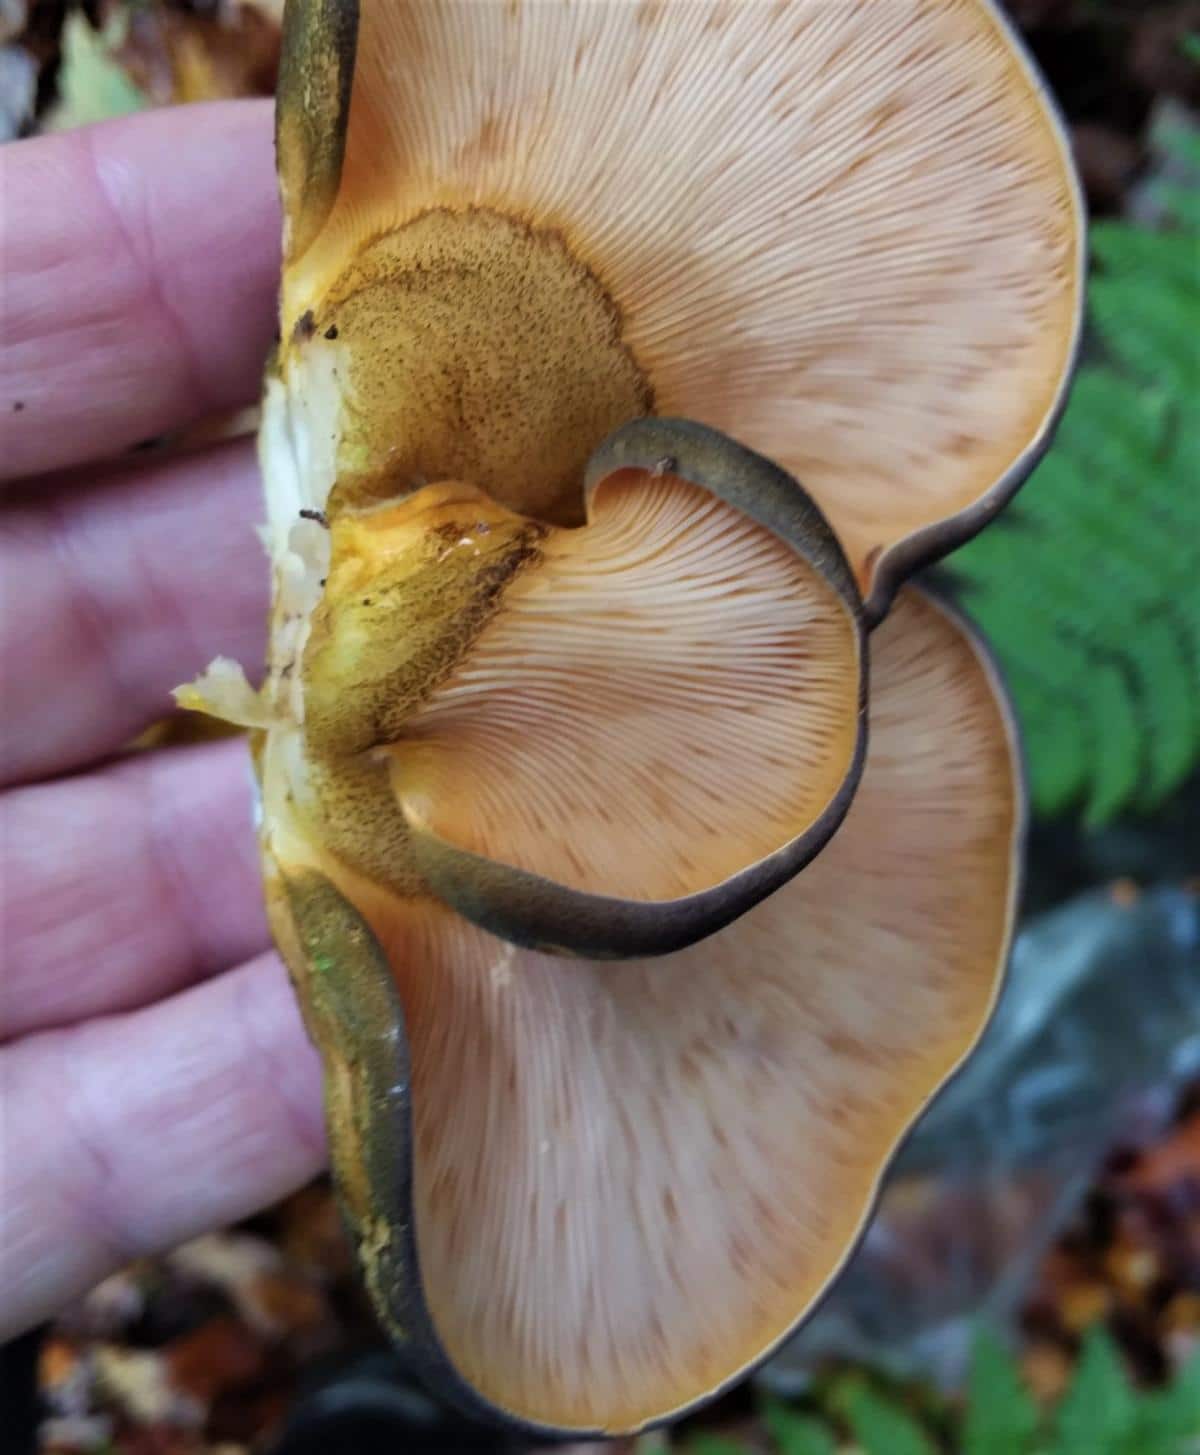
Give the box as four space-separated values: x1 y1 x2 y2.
179 0 1083 1436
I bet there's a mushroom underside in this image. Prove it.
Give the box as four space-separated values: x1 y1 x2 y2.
267 588 1021 1433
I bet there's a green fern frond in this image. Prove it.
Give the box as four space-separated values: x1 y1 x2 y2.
1055 1328 1140 1454
763 1400 839 1455
947 142 1199 826
963 1330 1041 1455
828 1378 938 1455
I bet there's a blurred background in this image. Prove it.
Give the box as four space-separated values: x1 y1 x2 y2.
2 2 1197 1452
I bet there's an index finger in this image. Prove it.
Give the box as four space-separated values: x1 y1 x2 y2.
0 101 279 483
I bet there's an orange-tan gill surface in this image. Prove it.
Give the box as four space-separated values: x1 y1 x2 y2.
261 589 1020 1431
352 472 860 903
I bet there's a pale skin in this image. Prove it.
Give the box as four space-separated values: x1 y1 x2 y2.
0 101 328 1338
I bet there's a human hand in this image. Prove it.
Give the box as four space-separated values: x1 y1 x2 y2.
1 102 327 1339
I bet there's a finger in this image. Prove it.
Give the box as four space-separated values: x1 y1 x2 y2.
1 738 268 1042
1 101 278 482
0 436 268 785
0 951 325 1340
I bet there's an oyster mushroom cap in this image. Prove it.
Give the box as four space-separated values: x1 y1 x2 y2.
265 587 1022 1434
273 0 1084 616
380 418 866 958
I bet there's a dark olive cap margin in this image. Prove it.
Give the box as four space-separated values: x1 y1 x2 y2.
276 0 359 263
